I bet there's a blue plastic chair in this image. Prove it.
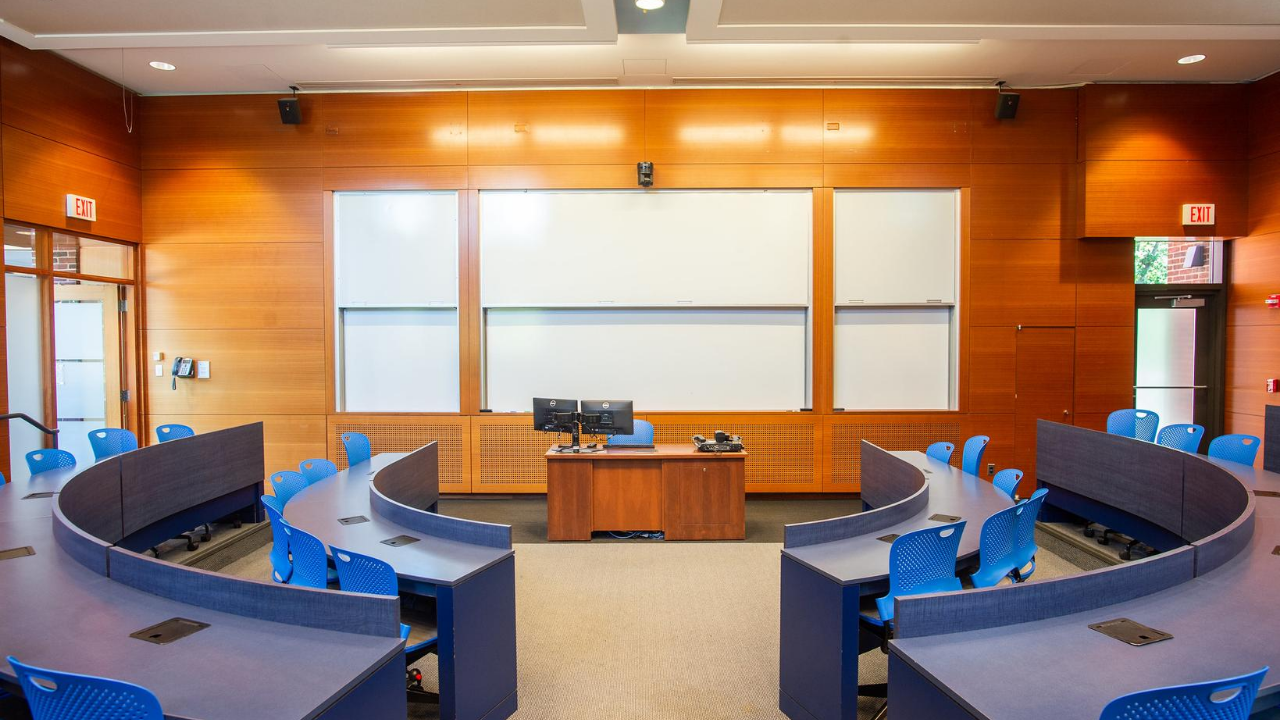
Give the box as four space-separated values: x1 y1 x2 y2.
87 428 138 461
342 432 372 466
155 424 194 443
331 546 439 658
1156 423 1205 454
969 504 1022 588
992 468 1024 502
279 521 331 589
1208 434 1262 467
861 521 966 629
1098 666 1267 720
8 655 164 720
961 435 989 476
606 419 655 446
270 470 309 506
25 449 76 475
1010 488 1048 582
1107 409 1160 443
925 442 955 464
298 458 338 485
260 496 292 584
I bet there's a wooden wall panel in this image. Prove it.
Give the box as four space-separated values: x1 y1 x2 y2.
823 163 970 188
968 327 1015 414
1014 328 1076 481
321 93 467 168
1080 84 1247 162
466 90 644 166
142 168 322 243
650 164 822 188
969 238 1076 327
1078 159 1247 238
0 39 140 167
2 126 142 242
466 164 637 189
147 413 326 480
1076 239 1135 327
144 243 324 330
140 95 323 170
971 88 1077 164
1228 233 1280 327
1249 73 1280 160
824 89 973 164
145 329 326 415
322 166 467 191
327 415 471 492
971 163 1075 239
1248 150 1280 237
1075 326 1135 414
1225 324 1280 419
645 89 823 164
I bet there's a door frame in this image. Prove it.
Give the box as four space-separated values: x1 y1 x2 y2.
1134 283 1227 440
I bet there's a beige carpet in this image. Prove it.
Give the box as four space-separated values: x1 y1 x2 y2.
223 534 1082 720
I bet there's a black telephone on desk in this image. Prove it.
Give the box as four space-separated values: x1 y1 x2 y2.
693 431 744 453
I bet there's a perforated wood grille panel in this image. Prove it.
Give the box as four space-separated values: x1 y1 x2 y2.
473 419 607 488
828 422 961 489
329 417 468 489
651 420 817 486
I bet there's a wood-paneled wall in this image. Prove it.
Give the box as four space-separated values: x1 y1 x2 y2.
1227 73 1280 468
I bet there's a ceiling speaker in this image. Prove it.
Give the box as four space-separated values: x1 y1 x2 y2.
278 98 301 125
995 92 1020 120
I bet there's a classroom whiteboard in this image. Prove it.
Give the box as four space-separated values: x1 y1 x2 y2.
834 189 957 304
335 192 458 307
479 190 811 306
341 309 459 412
484 308 808 412
834 308 952 410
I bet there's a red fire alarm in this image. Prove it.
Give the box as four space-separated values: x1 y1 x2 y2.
1269 379 1279 394
1268 294 1280 309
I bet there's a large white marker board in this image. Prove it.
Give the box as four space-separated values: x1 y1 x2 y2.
335 191 458 307
479 190 812 306
833 189 958 304
834 308 952 410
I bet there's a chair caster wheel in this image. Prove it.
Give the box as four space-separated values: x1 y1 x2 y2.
1097 536 1110 545
232 520 242 529
185 539 199 551
1083 527 1096 538
1119 550 1131 561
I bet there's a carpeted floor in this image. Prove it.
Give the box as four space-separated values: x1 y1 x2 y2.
219 500 1085 720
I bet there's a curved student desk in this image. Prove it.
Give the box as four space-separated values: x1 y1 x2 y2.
778 441 1014 720
884 421 1280 720
283 444 518 720
0 423 408 720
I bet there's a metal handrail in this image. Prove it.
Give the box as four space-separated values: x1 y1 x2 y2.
0 413 59 448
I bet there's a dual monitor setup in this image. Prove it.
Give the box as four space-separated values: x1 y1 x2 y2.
533 397 638 452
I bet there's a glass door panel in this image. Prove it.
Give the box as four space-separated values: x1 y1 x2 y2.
54 280 123 466
6 273 46 481
1135 307 1197 427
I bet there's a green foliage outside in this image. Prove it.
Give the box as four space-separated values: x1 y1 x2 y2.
1134 239 1167 284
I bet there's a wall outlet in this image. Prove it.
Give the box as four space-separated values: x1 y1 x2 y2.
987 463 995 475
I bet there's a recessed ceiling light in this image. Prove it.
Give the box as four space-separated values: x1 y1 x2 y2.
149 61 176 71
636 0 664 10
1177 54 1206 65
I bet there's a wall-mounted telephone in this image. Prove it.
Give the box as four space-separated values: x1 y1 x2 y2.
172 357 194 390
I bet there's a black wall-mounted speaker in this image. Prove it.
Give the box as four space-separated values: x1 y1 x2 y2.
278 97 302 125
995 92 1020 120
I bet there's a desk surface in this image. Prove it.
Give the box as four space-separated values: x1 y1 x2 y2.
0 515 401 720
782 452 1011 585
891 494 1280 720
0 466 82 524
545 443 747 460
284 454 512 586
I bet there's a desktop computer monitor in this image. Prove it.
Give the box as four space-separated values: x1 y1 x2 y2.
580 400 634 436
533 398 578 432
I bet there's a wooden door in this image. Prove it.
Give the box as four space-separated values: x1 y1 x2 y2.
1015 328 1076 494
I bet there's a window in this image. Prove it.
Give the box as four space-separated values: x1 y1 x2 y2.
832 190 959 410
334 192 460 412
4 224 138 481
1135 238 1223 285
478 190 813 412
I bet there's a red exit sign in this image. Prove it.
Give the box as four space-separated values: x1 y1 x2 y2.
1181 203 1215 225
65 194 97 222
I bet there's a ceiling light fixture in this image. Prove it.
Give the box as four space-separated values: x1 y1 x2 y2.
149 61 176 71
636 0 664 10
1177 54 1206 65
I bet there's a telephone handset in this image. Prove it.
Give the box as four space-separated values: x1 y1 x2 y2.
171 357 194 390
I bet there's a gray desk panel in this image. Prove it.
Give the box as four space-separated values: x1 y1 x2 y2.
1182 455 1251 544
370 485 511 549
285 456 513 586
1266 405 1279 474
57 458 125 543
861 441 929 510
0 517 403 720
371 442 440 512
782 453 1011 585
52 501 111 576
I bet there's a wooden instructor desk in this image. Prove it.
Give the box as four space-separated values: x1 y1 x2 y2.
545 444 746 541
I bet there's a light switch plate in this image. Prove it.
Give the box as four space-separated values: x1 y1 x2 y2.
154 363 164 377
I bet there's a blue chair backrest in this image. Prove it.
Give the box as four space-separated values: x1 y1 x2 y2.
1107 409 1159 443
298 458 338 484
925 442 955 464
270 470 309 506
8 655 164 720
1010 488 1048 574
1098 666 1267 720
260 496 292 584
155 424 194 443
25 449 76 475
1156 423 1205 453
87 428 138 461
969 504 1022 588
1207 434 1261 467
342 432 372 466
878 521 966 621
991 468 1023 501
331 545 399 596
961 436 989 476
606 419 655 445
280 522 330 589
